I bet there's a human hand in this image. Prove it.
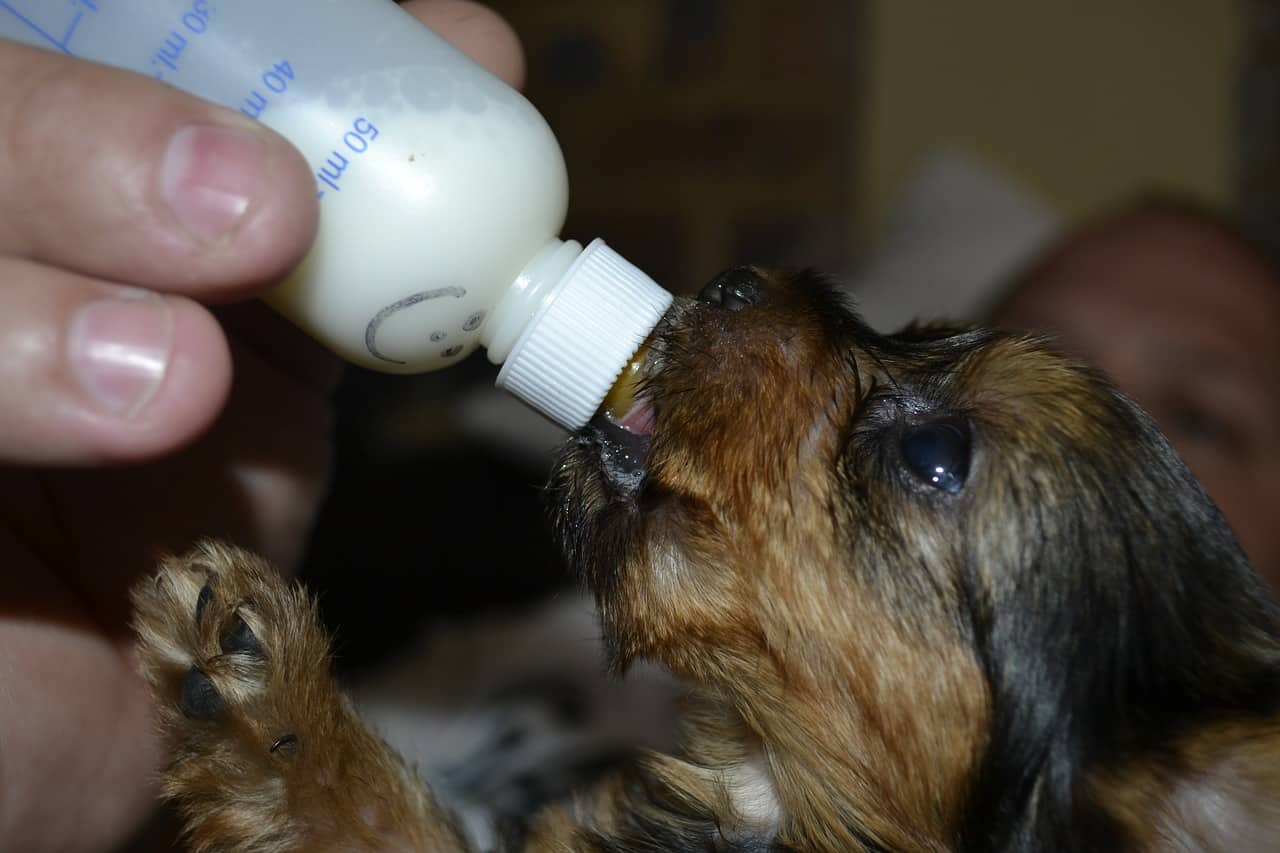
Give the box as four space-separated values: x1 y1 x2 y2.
0 2 524 849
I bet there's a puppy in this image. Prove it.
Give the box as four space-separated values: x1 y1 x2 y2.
133 267 1280 851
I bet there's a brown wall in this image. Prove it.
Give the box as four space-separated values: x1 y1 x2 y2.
860 0 1242 237
489 0 862 294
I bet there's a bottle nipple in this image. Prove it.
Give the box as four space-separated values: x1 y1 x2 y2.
601 335 656 435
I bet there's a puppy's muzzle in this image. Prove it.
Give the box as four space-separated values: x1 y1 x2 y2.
585 266 771 489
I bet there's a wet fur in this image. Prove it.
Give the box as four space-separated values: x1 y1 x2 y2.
133 270 1280 851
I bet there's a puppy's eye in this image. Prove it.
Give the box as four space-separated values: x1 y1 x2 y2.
901 421 970 494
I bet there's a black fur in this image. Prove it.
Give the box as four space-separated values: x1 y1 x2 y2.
545 271 1280 850
827 302 1280 850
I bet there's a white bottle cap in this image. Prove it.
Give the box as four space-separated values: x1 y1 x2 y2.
496 239 673 430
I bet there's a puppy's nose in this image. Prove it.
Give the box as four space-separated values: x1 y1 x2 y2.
698 267 761 311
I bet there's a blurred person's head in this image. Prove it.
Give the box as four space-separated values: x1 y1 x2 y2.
991 199 1280 591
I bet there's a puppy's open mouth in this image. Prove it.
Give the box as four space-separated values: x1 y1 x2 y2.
588 338 658 490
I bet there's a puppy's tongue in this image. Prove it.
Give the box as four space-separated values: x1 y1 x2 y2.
614 397 656 435
601 340 655 436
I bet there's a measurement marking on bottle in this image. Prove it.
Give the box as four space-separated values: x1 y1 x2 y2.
239 60 297 119
316 117 380 198
0 0 97 56
149 0 213 80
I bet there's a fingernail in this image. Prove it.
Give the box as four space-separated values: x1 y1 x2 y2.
70 292 173 418
162 124 264 243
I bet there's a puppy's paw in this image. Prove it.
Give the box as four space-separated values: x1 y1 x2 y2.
132 541 460 852
131 541 334 848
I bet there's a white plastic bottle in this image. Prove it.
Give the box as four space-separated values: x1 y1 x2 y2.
0 0 672 429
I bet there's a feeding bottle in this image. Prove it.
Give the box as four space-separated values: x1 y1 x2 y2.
0 0 672 429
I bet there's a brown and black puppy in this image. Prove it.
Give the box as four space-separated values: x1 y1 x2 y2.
133 268 1280 852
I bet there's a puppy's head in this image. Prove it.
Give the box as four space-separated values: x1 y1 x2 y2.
548 268 1280 848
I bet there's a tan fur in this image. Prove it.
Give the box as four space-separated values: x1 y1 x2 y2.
131 270 1280 851
1092 721 1280 851
612 273 988 848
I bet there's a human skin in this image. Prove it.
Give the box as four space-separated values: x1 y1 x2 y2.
993 212 1280 592
0 2 524 849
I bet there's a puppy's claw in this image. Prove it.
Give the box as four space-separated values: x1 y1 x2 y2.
219 613 263 657
269 733 299 755
194 580 214 625
180 667 226 721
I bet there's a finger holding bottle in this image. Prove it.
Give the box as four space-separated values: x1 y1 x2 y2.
0 38 318 464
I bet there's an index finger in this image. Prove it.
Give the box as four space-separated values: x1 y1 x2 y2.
0 39 319 301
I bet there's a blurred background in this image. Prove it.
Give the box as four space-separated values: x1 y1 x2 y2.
302 0 1278 663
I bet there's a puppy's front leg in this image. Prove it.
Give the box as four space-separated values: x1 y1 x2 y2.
131 541 471 852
